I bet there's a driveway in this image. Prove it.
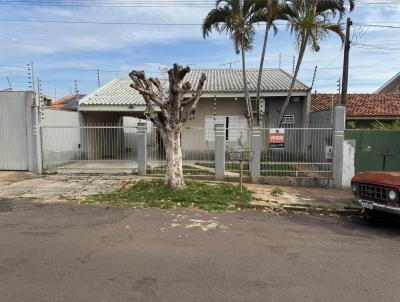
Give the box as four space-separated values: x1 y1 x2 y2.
1 197 400 302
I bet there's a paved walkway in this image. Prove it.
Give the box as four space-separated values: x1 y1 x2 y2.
0 172 354 211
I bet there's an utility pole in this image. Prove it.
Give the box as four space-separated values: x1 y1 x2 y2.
341 17 352 105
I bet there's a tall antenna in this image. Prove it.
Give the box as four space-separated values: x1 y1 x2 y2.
220 60 240 69
6 76 12 88
310 66 318 89
97 69 101 88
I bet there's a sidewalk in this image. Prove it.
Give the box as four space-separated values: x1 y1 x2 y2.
0 172 355 213
246 183 355 214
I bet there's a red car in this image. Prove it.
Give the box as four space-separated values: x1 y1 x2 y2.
352 172 400 215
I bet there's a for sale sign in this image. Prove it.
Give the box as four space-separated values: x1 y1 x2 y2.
269 128 285 149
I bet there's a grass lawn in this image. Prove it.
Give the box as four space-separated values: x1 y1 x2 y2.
82 179 253 211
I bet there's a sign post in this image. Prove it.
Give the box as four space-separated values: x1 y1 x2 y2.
269 128 285 149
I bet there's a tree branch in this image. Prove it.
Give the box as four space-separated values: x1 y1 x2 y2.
181 72 206 123
129 70 167 108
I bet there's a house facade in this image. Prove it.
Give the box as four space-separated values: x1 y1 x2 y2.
78 68 311 154
78 68 311 126
375 72 400 94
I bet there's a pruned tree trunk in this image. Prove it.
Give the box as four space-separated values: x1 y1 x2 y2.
129 64 206 189
161 128 185 188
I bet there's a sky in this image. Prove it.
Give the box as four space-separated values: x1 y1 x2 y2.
0 0 400 97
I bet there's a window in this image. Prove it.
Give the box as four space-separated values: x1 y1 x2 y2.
204 116 248 142
397 85 400 94
282 114 295 124
250 97 265 114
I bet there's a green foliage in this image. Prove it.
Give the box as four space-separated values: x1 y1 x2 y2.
202 0 260 54
82 179 253 211
346 121 357 129
371 119 400 130
271 187 284 196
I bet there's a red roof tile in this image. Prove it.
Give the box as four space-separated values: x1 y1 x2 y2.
311 93 400 117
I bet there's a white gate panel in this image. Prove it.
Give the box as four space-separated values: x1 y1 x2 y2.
0 92 29 170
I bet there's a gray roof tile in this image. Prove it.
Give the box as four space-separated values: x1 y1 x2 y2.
79 68 309 106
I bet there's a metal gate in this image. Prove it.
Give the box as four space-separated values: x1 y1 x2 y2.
0 92 29 170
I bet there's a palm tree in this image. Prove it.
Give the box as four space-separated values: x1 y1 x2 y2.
202 0 261 125
253 0 284 124
277 0 355 126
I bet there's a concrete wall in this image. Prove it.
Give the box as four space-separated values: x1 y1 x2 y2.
342 139 356 188
41 109 83 170
310 110 332 126
0 91 41 173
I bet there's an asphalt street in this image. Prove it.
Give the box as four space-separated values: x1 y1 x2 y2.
1 198 400 302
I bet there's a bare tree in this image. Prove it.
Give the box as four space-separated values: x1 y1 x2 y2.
129 64 206 189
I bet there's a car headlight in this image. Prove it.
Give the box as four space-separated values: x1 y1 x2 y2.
388 190 398 201
352 184 357 193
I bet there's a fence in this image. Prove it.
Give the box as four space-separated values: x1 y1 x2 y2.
40 122 333 181
260 126 333 177
345 129 400 173
147 127 216 176
41 124 138 171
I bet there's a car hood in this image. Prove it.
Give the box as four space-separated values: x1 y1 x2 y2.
352 172 400 189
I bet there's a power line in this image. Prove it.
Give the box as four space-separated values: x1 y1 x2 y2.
0 18 203 26
354 23 400 29
1 0 399 7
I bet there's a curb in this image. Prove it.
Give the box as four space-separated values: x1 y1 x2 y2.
254 204 361 216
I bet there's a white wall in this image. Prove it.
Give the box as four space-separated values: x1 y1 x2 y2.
342 139 356 188
41 109 82 170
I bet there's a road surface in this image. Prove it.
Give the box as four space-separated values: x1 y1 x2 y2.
1 198 399 302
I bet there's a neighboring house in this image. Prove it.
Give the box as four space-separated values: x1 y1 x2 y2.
311 93 400 128
375 72 400 94
47 95 85 111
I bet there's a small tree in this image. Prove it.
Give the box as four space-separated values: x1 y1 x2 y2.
277 0 354 126
129 64 206 189
202 0 262 125
254 0 284 124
